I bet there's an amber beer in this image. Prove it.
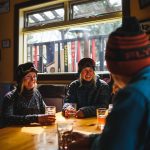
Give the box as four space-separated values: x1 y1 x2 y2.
66 103 77 118
97 108 107 130
97 115 106 125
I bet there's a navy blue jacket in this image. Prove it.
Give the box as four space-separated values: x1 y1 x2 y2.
91 66 150 150
63 76 111 117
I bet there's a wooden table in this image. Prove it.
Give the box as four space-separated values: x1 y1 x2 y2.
0 113 99 150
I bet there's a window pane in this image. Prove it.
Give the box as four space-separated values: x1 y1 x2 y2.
25 6 64 27
25 20 121 73
71 0 122 19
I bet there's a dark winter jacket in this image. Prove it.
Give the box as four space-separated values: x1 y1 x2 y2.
63 76 111 117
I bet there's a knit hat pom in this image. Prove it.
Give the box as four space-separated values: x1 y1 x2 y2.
105 17 150 76
112 17 143 36
122 17 142 33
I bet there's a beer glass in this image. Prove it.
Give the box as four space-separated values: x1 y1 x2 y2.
97 108 107 131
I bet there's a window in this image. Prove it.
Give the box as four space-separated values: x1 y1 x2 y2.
18 0 122 74
24 4 64 27
71 0 122 19
25 20 121 73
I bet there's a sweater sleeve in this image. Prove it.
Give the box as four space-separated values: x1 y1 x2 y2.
64 81 79 103
3 91 39 125
62 81 79 116
36 90 46 114
63 81 78 108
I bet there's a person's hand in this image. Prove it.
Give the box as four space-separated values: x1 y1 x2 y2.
64 106 76 118
75 110 84 118
71 131 89 141
38 114 55 125
68 132 91 150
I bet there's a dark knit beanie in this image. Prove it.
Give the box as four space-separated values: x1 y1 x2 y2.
78 58 95 74
16 62 38 83
105 17 150 76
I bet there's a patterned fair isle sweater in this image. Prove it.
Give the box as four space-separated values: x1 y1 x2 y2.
2 88 45 125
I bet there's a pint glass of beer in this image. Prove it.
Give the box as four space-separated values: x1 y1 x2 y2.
97 108 107 131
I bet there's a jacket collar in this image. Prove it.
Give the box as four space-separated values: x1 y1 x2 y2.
130 66 150 83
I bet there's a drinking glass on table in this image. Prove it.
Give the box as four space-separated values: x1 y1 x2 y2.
65 103 77 118
45 106 56 115
57 121 73 150
96 108 107 131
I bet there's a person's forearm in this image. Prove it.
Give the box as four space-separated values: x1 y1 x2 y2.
4 114 38 125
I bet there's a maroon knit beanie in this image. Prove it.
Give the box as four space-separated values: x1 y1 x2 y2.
78 58 95 74
105 17 150 76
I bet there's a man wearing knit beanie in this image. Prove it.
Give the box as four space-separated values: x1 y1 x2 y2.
106 17 150 76
62 58 110 118
68 17 150 150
